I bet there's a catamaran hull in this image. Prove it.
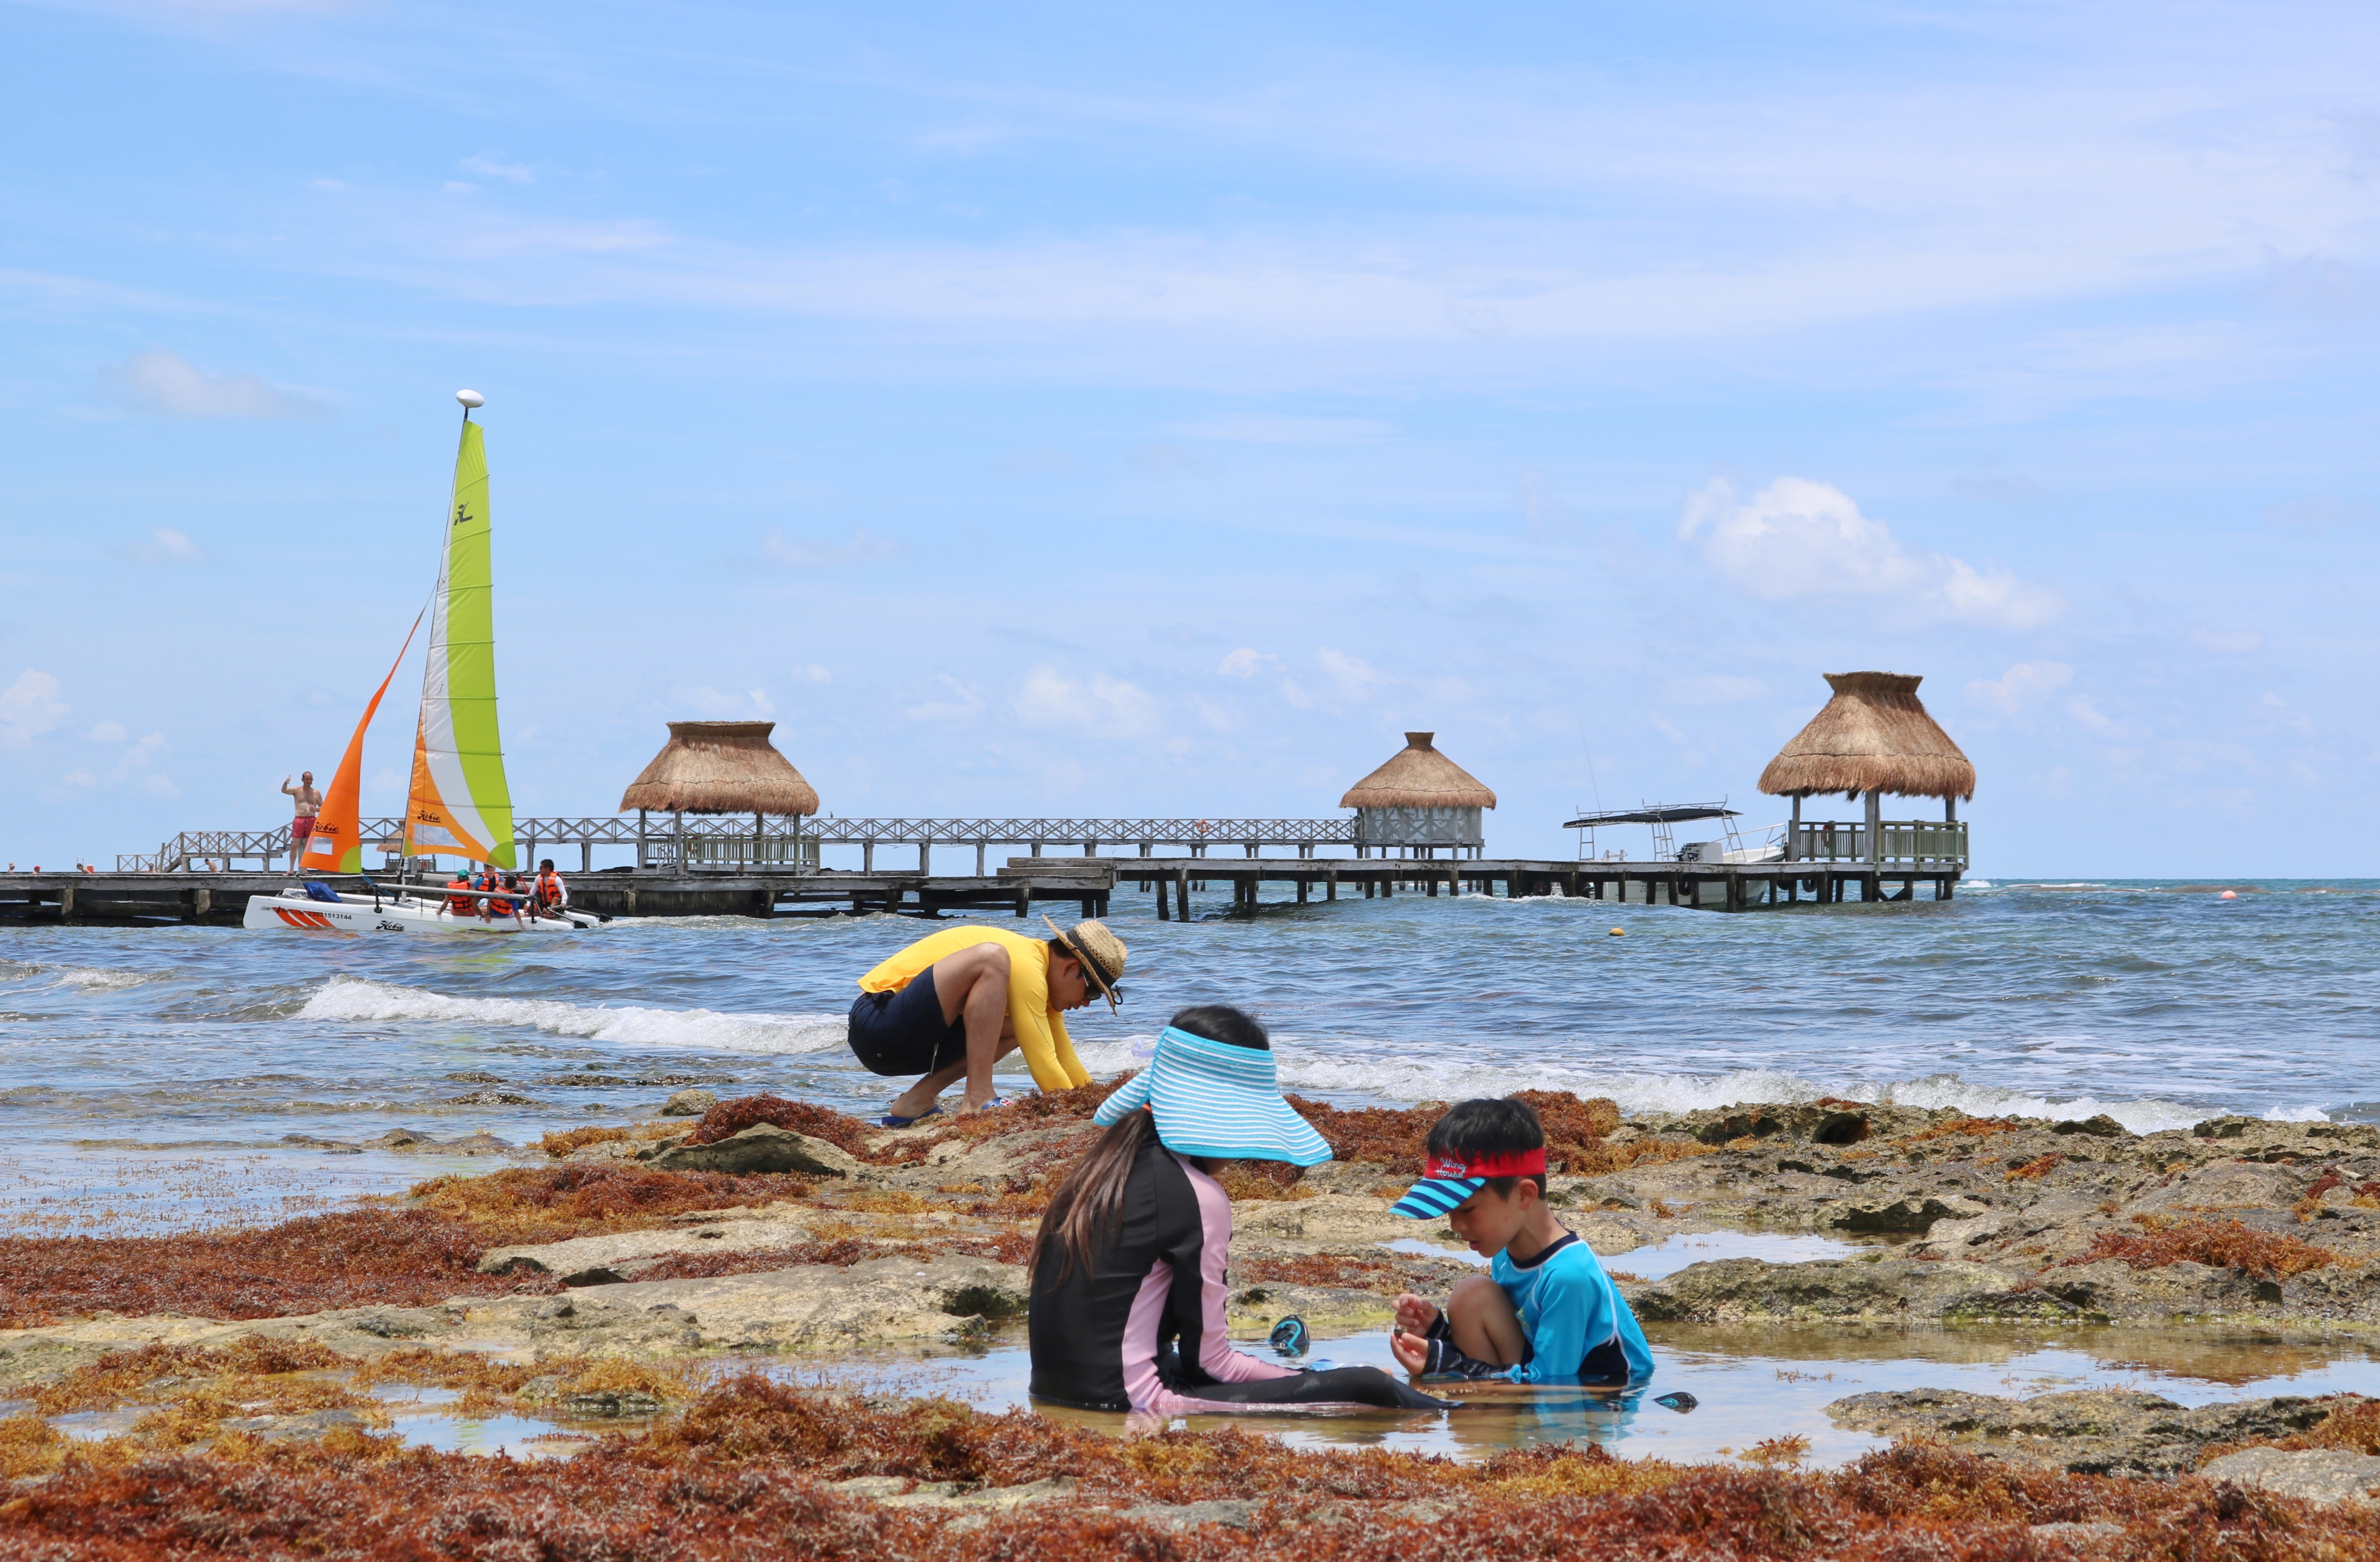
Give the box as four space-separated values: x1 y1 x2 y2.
243 888 598 934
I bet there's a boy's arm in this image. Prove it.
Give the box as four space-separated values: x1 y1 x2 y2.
1412 1313 1505 1380
1507 1260 1610 1385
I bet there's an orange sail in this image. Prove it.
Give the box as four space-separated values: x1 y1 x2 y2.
299 614 422 877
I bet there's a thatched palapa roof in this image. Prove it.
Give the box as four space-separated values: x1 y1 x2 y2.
1340 732 1497 810
619 721 820 816
1758 673 1974 801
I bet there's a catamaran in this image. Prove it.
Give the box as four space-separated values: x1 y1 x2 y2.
247 391 600 934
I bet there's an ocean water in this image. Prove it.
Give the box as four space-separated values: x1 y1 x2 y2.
1 878 2374 1230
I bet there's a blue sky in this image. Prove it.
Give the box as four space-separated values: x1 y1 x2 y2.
5 0 2378 874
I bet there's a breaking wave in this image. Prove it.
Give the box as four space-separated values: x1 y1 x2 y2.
1069 1039 2218 1133
297 976 846 1056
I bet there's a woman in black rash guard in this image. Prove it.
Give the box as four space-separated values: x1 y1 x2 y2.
1027 1005 1450 1416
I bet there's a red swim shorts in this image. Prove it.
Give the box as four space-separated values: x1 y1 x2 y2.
292 817 315 842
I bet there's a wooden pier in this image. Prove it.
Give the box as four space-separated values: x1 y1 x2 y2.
0 855 1954 926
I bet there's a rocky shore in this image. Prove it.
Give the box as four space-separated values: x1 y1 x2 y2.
5 1086 2380 1550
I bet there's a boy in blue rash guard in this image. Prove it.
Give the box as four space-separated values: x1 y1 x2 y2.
1387 1098 1654 1386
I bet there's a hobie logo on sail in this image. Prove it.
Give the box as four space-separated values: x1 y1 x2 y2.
453 503 473 527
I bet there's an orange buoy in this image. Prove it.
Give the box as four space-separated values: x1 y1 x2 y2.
1609 927 1625 937
2219 890 2238 900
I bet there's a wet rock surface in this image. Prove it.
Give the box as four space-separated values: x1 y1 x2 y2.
1825 1386 2372 1475
2198 1446 2380 1505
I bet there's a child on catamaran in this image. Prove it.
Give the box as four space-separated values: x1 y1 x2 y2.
1388 1097 1655 1387
1027 1005 1449 1415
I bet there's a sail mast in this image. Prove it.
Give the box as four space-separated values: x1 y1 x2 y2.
402 390 517 868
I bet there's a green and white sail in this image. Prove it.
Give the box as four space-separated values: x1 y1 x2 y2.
403 412 515 867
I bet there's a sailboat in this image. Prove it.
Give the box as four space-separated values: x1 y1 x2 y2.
246 391 600 934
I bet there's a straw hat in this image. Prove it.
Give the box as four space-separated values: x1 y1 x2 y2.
1042 916 1127 1010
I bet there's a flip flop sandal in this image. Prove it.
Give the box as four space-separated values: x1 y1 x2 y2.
878 1104 946 1129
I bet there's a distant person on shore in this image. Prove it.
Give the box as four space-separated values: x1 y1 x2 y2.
1387 1098 1653 1388
850 917 1125 1125
281 773 320 874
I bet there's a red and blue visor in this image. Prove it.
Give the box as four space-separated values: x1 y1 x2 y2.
1390 1147 1548 1219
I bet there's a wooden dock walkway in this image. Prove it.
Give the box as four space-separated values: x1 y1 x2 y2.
0 856 1954 925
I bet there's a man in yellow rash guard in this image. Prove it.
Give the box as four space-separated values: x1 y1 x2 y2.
850 918 1127 1125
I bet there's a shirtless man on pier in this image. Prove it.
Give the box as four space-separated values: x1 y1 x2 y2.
281 772 320 875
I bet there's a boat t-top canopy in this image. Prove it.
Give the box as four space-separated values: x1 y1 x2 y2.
1562 803 1740 828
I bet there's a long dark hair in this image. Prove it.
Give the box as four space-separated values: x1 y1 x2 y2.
1029 1005 1269 1282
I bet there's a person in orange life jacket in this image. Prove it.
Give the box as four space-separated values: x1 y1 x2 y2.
533 860 568 917
443 872 477 918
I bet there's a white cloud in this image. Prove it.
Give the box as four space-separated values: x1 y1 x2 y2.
102 350 327 420
902 675 984 725
460 153 535 184
2260 692 2316 735
760 528 904 567
0 671 67 747
1679 477 2063 630
131 527 204 565
83 721 128 743
2192 628 2265 654
790 664 831 684
1013 664 1157 736
66 730 169 790
1966 661 2074 716
1216 648 1277 678
1314 647 1387 702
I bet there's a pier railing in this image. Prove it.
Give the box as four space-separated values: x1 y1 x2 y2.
1789 820 1968 868
119 815 1374 873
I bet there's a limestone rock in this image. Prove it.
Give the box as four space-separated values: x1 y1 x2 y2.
645 1123 856 1178
512 1253 1032 1355
2199 1446 2380 1506
659 1088 718 1117
1826 1387 2359 1476
475 1211 813 1283
1827 1193 1992 1235
1633 1256 2062 1323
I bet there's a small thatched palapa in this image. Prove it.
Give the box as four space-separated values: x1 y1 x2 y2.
1340 733 1497 810
619 722 820 816
1759 673 1974 801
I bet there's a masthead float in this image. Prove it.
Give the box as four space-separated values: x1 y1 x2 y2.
246 392 600 933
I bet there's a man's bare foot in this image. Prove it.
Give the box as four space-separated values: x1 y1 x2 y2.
955 1091 1004 1114
885 1089 942 1120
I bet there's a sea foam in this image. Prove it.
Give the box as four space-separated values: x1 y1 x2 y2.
1070 1039 2219 1134
297 976 846 1056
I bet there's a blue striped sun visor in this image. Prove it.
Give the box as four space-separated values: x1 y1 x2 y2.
1391 1147 1546 1220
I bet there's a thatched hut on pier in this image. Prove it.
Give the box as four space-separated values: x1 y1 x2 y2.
1341 732 1496 858
620 721 820 870
1759 673 1972 867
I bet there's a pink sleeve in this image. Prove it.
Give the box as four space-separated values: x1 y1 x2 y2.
1119 1263 1174 1411
1182 1161 1298 1385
